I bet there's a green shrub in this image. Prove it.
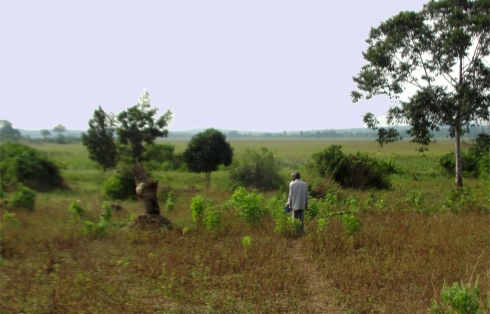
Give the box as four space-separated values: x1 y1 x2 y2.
68 200 85 217
81 202 112 237
316 218 328 234
431 279 482 314
102 165 136 200
202 206 221 229
308 145 391 190
267 195 290 235
9 183 36 211
165 192 175 212
0 142 65 191
439 152 479 178
231 187 265 223
443 187 479 213
342 214 361 236
143 143 184 171
190 195 206 223
229 147 284 191
242 236 252 250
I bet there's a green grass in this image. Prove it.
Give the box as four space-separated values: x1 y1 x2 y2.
1 139 488 313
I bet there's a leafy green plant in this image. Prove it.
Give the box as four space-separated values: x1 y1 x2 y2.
202 206 221 229
401 192 425 210
267 196 291 235
9 183 36 211
81 202 112 237
102 165 136 200
165 192 175 212
431 279 482 314
190 195 206 223
316 218 328 234
342 214 361 236
242 236 252 250
68 200 85 218
305 197 321 219
231 187 265 223
1 210 20 230
443 188 478 213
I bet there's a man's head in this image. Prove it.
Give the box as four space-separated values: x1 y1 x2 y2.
292 172 301 180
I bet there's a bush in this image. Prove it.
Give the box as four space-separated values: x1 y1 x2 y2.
0 142 65 191
440 134 490 178
431 279 482 314
203 206 221 229
439 152 480 178
102 165 136 200
308 145 391 190
342 214 361 236
9 183 37 211
231 187 265 223
143 143 184 171
190 195 206 223
229 147 284 191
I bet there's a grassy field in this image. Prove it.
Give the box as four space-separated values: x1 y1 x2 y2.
1 138 488 313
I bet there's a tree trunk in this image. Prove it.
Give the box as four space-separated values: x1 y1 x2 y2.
133 163 160 215
454 126 463 188
205 172 211 188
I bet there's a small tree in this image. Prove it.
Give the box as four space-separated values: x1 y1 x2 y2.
117 89 173 162
351 0 490 188
82 106 118 171
183 128 233 187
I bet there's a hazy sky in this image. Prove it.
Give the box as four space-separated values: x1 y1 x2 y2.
1 0 429 132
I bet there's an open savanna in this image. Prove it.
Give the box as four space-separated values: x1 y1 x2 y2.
1 138 488 313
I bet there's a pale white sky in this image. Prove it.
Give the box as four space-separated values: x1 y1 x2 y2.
1 0 428 132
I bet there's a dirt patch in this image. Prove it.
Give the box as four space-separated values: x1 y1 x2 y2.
129 214 173 231
290 238 345 313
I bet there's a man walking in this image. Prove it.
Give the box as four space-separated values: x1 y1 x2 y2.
287 172 308 235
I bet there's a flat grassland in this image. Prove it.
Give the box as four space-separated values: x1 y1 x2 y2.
1 138 488 313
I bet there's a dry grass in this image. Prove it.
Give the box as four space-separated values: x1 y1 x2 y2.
1 139 488 313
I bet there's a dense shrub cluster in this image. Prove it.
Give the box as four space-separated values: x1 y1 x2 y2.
143 143 185 171
102 164 137 200
229 147 284 191
439 134 490 178
0 142 65 191
308 145 391 190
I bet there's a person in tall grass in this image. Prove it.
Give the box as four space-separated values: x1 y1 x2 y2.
287 172 309 235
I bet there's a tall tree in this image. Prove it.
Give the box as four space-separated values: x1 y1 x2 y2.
53 123 66 133
82 106 117 171
117 89 173 162
183 128 233 187
41 129 51 139
351 0 490 188
0 120 21 141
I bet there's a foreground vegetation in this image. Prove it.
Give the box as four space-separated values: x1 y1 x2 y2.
1 138 488 313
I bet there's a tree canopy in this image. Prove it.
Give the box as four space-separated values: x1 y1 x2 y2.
183 128 233 187
351 0 490 187
82 106 118 171
0 120 21 141
117 90 173 162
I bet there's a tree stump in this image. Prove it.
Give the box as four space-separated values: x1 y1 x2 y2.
133 163 160 216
